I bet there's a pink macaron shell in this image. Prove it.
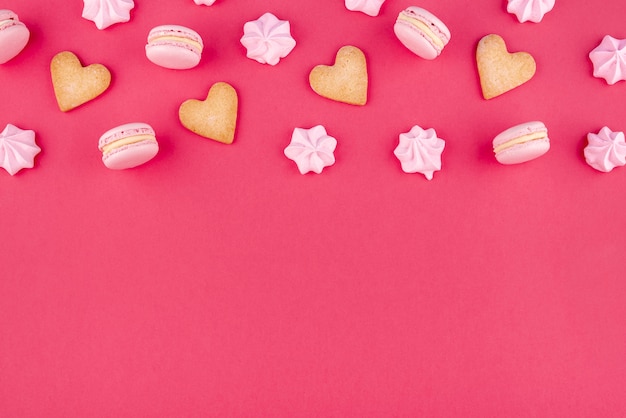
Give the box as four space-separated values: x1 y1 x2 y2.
0 9 17 19
0 12 30 64
146 43 201 69
102 140 159 170
493 121 550 164
146 25 202 69
394 7 450 60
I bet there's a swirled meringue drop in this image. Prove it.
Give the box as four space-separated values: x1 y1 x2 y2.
589 35 626 85
240 13 296 65
507 0 555 23
0 124 41 176
344 0 386 17
394 125 445 180
82 0 134 30
584 126 626 172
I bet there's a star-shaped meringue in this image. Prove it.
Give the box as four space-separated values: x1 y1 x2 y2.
240 13 296 65
584 126 626 172
344 0 386 17
284 125 337 174
394 125 445 180
0 124 41 176
589 35 626 85
193 0 217 5
506 0 555 23
82 0 134 30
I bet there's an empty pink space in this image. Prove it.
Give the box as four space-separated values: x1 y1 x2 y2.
2 0 626 416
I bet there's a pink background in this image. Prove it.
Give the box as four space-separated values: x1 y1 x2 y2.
2 0 626 416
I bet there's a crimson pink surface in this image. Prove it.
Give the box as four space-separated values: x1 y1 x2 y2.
2 0 626 416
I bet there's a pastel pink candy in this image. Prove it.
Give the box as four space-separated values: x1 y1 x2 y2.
393 125 445 180
344 0 386 17
0 124 41 176
284 125 337 174
193 0 217 4
0 10 30 64
584 126 626 172
393 7 450 60
493 121 550 165
98 123 159 170
82 0 134 30
240 13 296 66
146 25 204 69
589 35 626 85
506 0 555 23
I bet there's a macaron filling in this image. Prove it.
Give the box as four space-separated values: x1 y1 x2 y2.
148 34 203 52
0 18 15 27
100 134 156 154
147 27 203 54
397 13 445 49
494 131 547 153
99 125 156 153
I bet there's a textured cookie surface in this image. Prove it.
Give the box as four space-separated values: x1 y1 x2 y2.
50 51 111 112
179 82 238 144
476 34 535 100
309 45 368 106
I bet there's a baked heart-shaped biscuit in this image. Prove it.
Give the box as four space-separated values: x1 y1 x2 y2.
476 34 536 100
179 82 238 144
309 45 368 106
50 51 111 112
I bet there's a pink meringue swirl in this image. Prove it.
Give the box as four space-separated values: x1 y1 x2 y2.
0 124 41 176
344 0 386 17
240 13 296 65
589 35 626 85
284 125 337 174
584 126 626 173
506 0 555 23
193 0 217 5
82 0 134 30
394 125 445 180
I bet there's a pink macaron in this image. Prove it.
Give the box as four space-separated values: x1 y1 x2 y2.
98 123 159 170
0 10 30 64
394 7 450 60
145 25 203 69
492 121 550 165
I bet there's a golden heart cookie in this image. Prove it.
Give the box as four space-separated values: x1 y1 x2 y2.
50 51 111 112
309 45 368 106
476 34 536 100
179 82 238 144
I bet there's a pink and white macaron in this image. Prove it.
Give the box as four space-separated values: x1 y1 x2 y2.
98 123 159 170
394 6 450 60
145 25 203 69
492 121 550 165
0 9 30 64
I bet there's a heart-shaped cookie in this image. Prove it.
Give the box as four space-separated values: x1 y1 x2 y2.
476 34 536 100
179 82 238 144
50 51 111 112
309 45 368 106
